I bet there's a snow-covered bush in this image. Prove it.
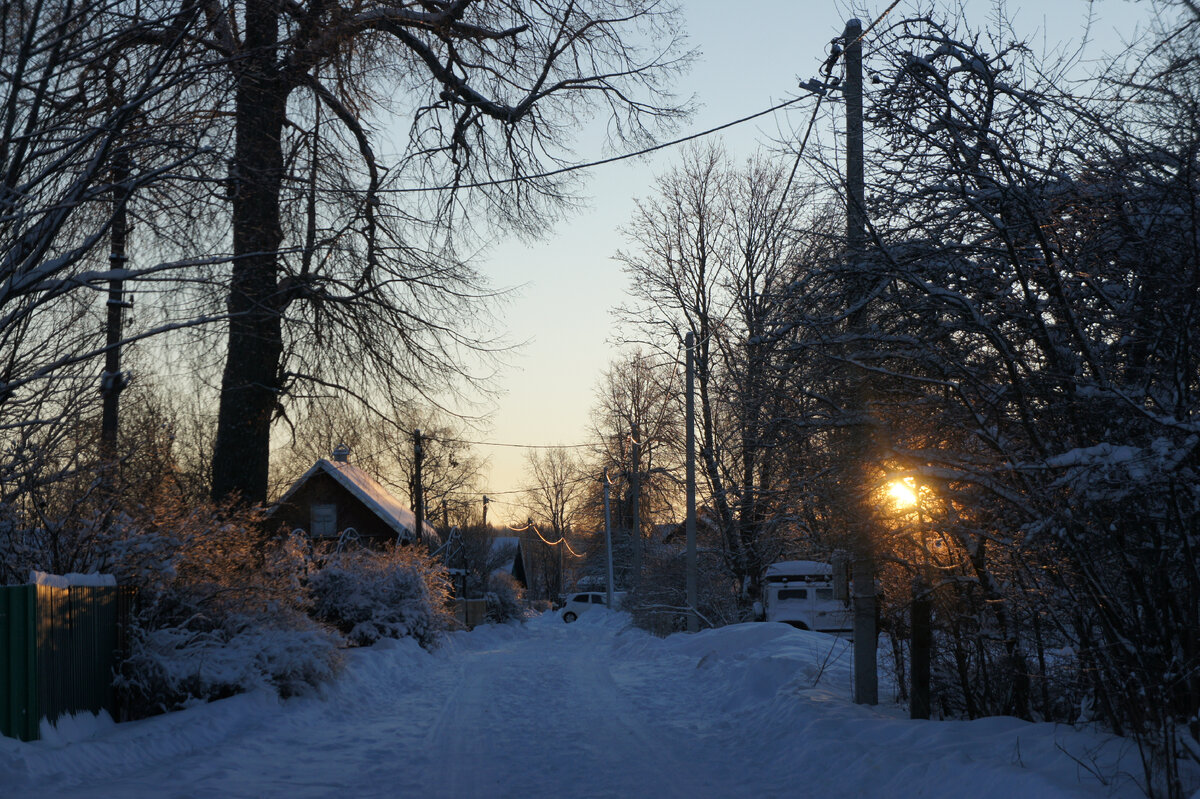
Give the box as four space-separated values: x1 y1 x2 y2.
484 571 526 624
120 616 341 714
309 545 450 648
106 499 340 717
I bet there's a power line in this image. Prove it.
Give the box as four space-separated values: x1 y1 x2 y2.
375 2 897 199
443 470 599 499
427 435 601 450
289 95 813 196
505 521 583 558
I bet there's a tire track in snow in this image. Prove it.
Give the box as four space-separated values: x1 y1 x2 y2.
412 620 733 799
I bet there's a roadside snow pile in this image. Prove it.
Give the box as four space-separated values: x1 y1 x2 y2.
612 620 1148 798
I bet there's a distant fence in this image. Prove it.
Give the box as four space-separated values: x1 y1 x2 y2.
0 584 135 742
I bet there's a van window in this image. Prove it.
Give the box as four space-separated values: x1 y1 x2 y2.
778 588 808 600
591 594 605 604
815 588 833 600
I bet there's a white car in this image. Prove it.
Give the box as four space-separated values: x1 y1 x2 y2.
560 591 625 622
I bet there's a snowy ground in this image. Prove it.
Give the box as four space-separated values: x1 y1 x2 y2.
2 611 1148 798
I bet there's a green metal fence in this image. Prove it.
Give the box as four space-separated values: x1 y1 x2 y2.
0 584 135 742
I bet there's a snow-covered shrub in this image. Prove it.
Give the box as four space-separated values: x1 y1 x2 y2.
106 499 340 717
309 545 450 648
485 571 525 624
120 616 340 715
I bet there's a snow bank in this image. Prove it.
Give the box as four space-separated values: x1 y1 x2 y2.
29 571 117 588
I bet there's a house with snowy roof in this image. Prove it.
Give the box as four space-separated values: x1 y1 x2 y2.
269 444 438 548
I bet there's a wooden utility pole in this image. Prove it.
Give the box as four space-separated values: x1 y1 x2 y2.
603 468 615 609
845 16 879 706
685 332 698 633
846 18 867 253
630 421 641 588
910 577 932 719
100 152 131 487
412 428 425 544
482 494 489 527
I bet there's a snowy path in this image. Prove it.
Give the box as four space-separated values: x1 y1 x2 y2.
2 612 1144 798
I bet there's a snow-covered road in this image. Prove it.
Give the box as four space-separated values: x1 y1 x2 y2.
2 612 1145 798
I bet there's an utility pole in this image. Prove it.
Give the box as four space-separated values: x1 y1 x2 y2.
603 468 615 609
100 152 131 494
412 428 425 545
845 17 878 706
685 332 698 633
630 421 641 588
482 494 489 527
846 18 866 253
910 576 932 719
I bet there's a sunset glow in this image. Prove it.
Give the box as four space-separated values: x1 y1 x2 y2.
887 479 919 509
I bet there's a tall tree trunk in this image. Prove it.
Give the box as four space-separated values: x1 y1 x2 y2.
211 0 285 505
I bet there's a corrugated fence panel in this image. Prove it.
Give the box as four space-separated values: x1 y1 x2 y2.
2 583 134 741
37 586 128 728
0 586 38 742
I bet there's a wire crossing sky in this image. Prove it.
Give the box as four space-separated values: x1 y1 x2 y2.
438 1 1153 523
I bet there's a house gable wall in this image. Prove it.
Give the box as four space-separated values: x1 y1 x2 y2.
271 472 395 543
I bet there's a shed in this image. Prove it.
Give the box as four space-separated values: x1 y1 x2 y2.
269 444 437 548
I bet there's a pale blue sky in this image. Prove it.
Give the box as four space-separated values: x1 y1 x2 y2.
470 0 1153 522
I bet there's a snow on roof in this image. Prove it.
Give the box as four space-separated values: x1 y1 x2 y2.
490 536 519 552
489 536 520 573
274 458 437 544
764 560 832 578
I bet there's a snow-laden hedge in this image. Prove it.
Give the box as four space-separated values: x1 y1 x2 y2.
484 571 525 624
309 545 450 649
107 503 343 717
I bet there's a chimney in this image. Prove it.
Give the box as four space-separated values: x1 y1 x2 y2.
332 443 350 463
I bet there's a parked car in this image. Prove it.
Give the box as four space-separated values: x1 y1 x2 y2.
560 591 626 622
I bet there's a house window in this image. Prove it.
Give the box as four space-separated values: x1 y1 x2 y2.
310 504 337 537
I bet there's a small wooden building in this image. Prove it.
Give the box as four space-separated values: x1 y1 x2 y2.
269 444 436 547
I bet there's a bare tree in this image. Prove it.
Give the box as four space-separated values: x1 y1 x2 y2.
775 5 1200 790
142 0 698 506
587 349 683 586
614 143 827 594
0 1 223 438
522 446 587 536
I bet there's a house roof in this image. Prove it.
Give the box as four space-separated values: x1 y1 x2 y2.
273 458 437 544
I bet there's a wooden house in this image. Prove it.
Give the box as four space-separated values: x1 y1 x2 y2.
269 444 437 548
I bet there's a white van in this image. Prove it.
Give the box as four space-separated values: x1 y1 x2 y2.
759 560 851 634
